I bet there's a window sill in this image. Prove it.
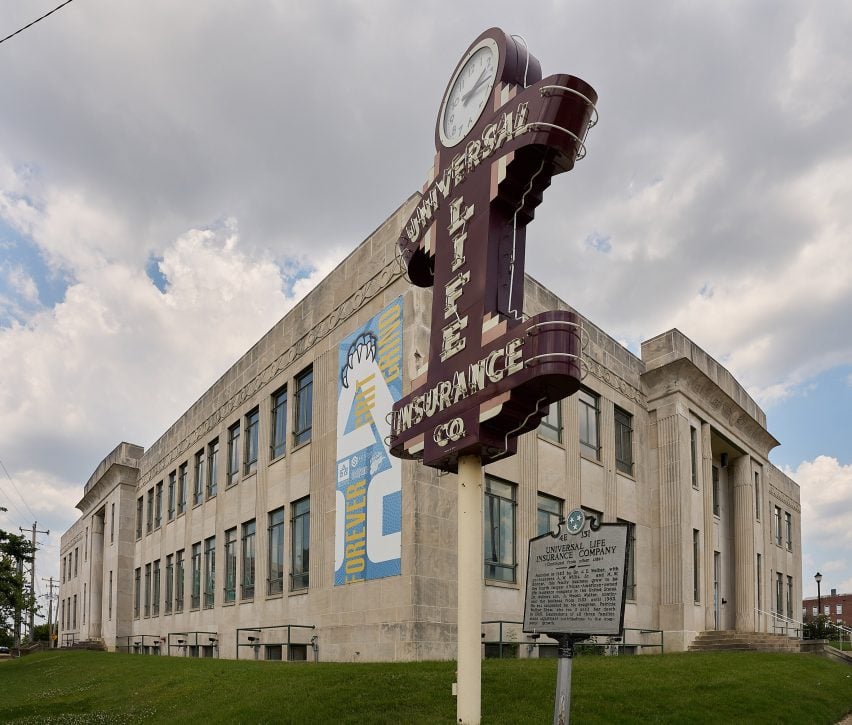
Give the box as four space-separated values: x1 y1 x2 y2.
538 433 565 449
269 452 286 465
291 439 311 454
222 601 236 608
616 468 636 481
266 592 284 600
579 452 603 467
289 587 308 597
484 578 519 590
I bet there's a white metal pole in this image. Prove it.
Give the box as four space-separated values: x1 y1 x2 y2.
457 453 483 724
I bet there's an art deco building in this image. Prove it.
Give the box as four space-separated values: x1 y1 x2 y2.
58 196 802 660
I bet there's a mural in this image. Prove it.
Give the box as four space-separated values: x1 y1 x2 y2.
334 298 403 584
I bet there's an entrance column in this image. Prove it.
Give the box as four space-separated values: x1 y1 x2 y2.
701 424 715 630
732 454 756 632
89 511 105 639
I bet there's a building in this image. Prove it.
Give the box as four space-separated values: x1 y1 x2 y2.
58 196 802 659
803 589 850 627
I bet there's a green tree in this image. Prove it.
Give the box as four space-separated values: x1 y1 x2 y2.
0 507 37 642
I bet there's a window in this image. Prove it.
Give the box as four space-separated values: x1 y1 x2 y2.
152 559 161 616
178 463 188 515
693 529 700 603
293 367 313 446
204 536 216 609
614 407 633 474
194 449 205 506
536 494 562 536
175 549 185 613
484 477 517 582
785 512 792 551
136 496 143 538
224 528 237 603
268 507 285 595
227 422 241 485
757 554 762 611
539 402 562 444
712 466 720 516
144 563 152 617
786 576 793 619
110 502 115 543
620 519 636 601
291 497 310 590
207 439 219 498
244 408 260 475
165 555 174 615
578 388 599 459
155 481 163 528
774 506 782 546
145 488 154 533
271 387 288 459
73 594 77 628
775 572 783 614
755 471 761 520
191 543 201 609
134 567 141 619
690 426 698 489
241 520 256 599
74 548 78 576
168 471 176 520
837 604 843 616
61 556 66 583
108 570 113 620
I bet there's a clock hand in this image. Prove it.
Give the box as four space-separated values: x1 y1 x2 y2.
461 69 490 105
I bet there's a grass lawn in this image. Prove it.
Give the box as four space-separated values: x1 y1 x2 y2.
0 650 850 724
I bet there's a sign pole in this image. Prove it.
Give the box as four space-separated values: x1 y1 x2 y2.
553 634 577 725
457 453 483 724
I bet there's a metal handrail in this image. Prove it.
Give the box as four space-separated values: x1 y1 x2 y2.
754 607 803 638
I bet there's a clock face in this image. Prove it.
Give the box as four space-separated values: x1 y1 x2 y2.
439 39 498 148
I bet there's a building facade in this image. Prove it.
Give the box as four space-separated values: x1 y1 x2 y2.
803 590 850 627
58 196 802 660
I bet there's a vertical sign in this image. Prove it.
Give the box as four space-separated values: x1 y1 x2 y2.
334 298 404 585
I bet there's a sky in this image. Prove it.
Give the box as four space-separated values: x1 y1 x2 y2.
1 1 850 618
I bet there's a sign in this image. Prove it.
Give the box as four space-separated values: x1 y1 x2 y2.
524 511 629 636
334 298 404 584
389 28 598 473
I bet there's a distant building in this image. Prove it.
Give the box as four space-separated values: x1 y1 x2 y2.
803 589 850 626
58 197 802 659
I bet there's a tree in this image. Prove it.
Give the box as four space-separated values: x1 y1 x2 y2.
0 507 37 643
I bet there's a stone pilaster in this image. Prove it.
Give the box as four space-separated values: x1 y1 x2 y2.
701 423 715 629
564 394 581 511
311 347 335 590
656 411 683 607
732 454 756 631
601 401 617 522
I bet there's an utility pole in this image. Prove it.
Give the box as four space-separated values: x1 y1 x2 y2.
42 576 58 648
20 522 49 641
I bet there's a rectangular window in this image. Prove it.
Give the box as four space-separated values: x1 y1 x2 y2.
484 477 517 582
539 402 562 444
178 463 188 514
191 543 201 609
73 594 77 628
134 567 141 618
244 408 259 475
194 449 205 506
291 497 310 590
578 388 600 459
620 519 636 601
110 503 115 543
164 555 174 615
693 529 700 603
536 493 562 536
136 496 143 538
756 553 762 611
152 559 161 616
61 556 66 582
690 426 698 489
271 387 288 459
241 520 256 599
785 512 792 551
775 572 783 614
293 367 313 447
175 549 185 612
614 407 633 474
168 471 176 520
204 536 216 609
268 507 285 595
108 570 113 620
227 422 241 485
755 472 761 520
837 604 843 615
155 481 163 528
712 465 720 516
207 439 219 498
146 488 154 533
774 505 782 546
786 576 793 619
144 562 152 617
224 528 237 603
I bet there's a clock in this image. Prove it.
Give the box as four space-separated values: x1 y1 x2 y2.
438 37 499 148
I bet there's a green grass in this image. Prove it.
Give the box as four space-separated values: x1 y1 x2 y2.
0 650 850 724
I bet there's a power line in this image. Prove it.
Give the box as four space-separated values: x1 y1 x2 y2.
0 0 76 46
0 457 38 521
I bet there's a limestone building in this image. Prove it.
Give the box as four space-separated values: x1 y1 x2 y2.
57 196 802 659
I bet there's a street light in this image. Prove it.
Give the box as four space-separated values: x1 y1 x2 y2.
815 572 823 639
